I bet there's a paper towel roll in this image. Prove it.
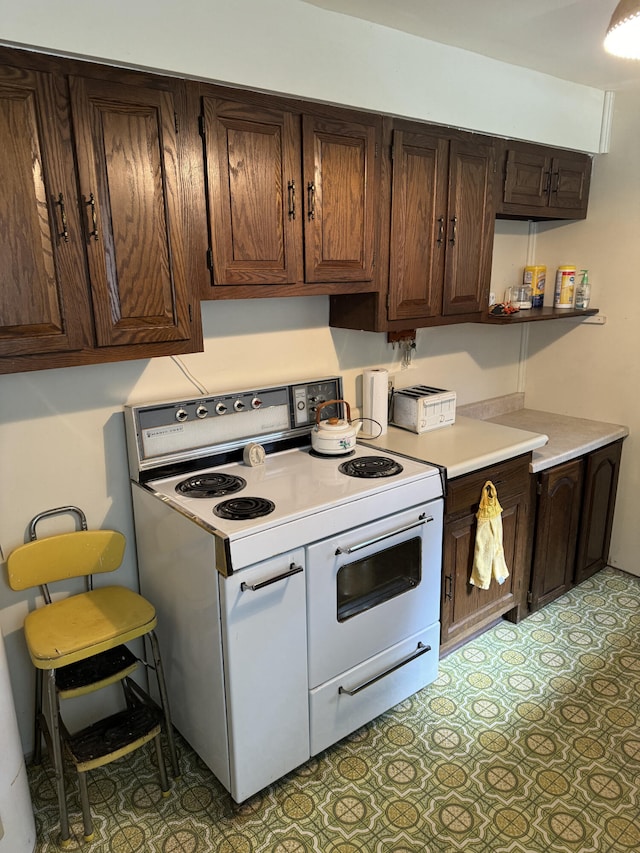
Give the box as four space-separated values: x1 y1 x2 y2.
361 368 388 437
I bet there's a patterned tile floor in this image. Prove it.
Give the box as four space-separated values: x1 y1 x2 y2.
29 567 640 852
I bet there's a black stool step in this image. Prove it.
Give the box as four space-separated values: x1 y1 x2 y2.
65 704 162 766
55 645 137 693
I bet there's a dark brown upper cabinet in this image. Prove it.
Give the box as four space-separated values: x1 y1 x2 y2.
497 140 592 220
69 75 193 348
331 121 496 332
201 91 380 298
203 97 303 287
302 113 377 284
0 63 91 359
0 47 202 375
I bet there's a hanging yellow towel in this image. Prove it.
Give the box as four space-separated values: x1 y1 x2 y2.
469 480 510 590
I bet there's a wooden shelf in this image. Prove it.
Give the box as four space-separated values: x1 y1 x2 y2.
481 306 599 325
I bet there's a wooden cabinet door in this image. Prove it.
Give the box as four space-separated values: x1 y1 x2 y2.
387 129 448 321
441 455 531 655
0 65 88 357
550 154 591 215
442 137 495 316
441 493 526 653
69 76 191 348
574 441 623 585
203 97 303 286
529 459 583 612
302 114 377 283
503 147 551 210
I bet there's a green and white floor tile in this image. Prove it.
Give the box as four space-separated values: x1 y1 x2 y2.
29 567 640 852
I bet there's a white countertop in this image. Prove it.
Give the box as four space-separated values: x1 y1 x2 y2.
360 415 548 479
485 409 629 473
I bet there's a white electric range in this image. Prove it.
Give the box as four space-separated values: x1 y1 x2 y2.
125 376 444 801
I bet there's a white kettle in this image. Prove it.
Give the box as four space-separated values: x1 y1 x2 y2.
311 400 362 456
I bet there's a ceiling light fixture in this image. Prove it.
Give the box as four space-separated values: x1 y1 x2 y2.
605 0 640 58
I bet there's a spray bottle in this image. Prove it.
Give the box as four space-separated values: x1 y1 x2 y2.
575 270 591 309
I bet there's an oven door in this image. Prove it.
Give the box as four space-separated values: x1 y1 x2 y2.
306 498 443 689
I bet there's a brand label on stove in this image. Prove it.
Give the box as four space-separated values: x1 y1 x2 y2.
142 424 187 458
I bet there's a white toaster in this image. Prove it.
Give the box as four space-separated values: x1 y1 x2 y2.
390 385 456 434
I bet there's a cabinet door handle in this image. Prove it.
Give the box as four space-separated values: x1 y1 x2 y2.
307 182 315 220
444 573 453 601
449 215 458 246
551 171 560 194
338 642 431 696
436 216 445 247
85 192 99 241
55 193 70 242
334 515 430 556
543 170 552 195
287 180 296 220
240 562 303 592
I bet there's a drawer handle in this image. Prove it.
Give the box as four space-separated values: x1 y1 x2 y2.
338 642 431 696
334 516 430 556
240 562 303 592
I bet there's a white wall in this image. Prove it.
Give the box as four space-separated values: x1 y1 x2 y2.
0 0 606 753
0 0 605 151
524 89 640 576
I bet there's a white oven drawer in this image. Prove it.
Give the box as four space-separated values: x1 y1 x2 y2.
309 622 440 756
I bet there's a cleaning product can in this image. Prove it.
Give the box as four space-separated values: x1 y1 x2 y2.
524 265 546 308
554 265 576 308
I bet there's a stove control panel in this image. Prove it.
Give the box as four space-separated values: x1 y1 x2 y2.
291 378 341 427
125 377 343 473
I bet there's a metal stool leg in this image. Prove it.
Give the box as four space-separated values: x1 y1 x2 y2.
33 667 43 766
154 733 170 796
77 771 94 842
45 668 71 847
148 631 180 779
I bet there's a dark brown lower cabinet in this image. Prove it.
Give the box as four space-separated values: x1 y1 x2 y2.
440 454 532 656
574 440 623 584
529 459 583 612
529 439 623 610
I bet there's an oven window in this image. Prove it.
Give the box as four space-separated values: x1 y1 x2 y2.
336 537 422 622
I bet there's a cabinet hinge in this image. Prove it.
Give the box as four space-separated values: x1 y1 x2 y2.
527 591 532 604
536 481 543 495
206 248 213 271
375 142 379 158
198 114 206 138
174 112 179 133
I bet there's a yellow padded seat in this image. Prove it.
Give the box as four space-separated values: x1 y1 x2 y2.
24 585 157 669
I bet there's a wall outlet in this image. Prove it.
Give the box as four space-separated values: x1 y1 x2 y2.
489 291 496 306
388 374 396 393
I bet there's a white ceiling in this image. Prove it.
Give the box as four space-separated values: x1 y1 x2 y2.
303 0 640 90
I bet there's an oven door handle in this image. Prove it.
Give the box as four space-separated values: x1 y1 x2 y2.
240 562 303 592
334 515 431 556
338 642 431 696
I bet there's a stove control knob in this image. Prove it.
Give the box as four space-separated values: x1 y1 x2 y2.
251 397 262 409
234 400 246 412
215 402 228 415
195 405 208 419
175 408 188 422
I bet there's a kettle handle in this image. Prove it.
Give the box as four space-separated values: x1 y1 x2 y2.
315 399 351 426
